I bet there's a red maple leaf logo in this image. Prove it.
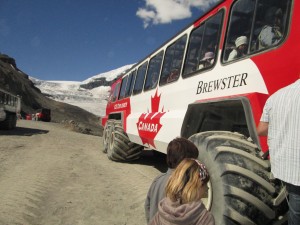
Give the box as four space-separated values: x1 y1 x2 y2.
136 90 166 148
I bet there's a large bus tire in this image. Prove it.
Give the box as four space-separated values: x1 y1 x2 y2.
107 120 143 162
189 131 288 225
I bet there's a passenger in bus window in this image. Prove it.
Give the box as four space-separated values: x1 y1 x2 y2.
198 52 215 70
227 36 248 61
258 7 283 50
167 68 179 83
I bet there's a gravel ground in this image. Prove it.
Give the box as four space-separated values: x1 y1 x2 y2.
0 120 167 225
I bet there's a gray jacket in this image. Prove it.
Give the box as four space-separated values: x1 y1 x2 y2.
145 168 173 224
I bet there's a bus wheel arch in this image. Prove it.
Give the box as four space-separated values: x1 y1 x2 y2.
181 98 258 145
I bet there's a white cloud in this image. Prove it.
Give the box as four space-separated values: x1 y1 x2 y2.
136 0 220 28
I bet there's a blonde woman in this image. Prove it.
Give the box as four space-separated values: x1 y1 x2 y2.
149 158 214 225
145 138 199 223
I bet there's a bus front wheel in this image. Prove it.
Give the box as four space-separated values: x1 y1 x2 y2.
107 120 143 162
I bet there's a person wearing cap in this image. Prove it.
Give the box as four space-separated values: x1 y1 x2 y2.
148 158 215 225
227 36 248 61
198 52 215 69
258 7 283 50
145 138 199 224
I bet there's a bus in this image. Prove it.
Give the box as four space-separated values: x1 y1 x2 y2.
102 0 298 224
0 88 21 130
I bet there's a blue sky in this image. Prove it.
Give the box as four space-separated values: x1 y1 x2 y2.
0 0 218 81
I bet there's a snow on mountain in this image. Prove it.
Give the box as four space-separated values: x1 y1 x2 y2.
82 64 133 84
30 64 134 117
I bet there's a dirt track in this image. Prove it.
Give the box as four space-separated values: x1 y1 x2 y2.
0 120 167 225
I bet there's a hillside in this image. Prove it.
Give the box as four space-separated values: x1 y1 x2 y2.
0 53 103 136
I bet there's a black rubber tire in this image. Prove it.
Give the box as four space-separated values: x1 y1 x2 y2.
0 113 16 130
189 131 288 225
102 120 114 153
107 120 143 162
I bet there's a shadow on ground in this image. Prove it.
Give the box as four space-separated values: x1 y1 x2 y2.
129 150 167 173
0 127 49 136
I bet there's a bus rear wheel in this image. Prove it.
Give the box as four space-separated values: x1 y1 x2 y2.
107 120 143 162
189 131 288 225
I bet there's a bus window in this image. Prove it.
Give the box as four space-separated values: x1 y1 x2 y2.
132 62 148 95
183 10 223 77
144 51 163 91
250 0 291 52
118 76 128 100
224 0 255 62
224 0 291 62
111 83 120 102
159 35 187 85
124 70 136 98
183 26 204 76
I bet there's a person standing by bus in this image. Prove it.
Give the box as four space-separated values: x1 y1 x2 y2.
148 158 214 225
257 77 300 225
145 137 199 224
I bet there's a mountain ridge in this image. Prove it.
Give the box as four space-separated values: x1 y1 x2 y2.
29 64 134 116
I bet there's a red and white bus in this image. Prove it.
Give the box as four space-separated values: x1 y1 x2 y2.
102 0 298 224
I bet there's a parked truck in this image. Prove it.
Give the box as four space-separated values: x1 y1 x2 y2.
0 88 21 130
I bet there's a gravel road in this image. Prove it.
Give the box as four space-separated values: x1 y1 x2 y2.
0 120 167 225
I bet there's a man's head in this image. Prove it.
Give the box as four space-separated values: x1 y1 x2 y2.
166 137 199 169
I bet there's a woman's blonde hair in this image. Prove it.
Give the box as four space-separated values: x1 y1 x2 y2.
165 158 209 204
